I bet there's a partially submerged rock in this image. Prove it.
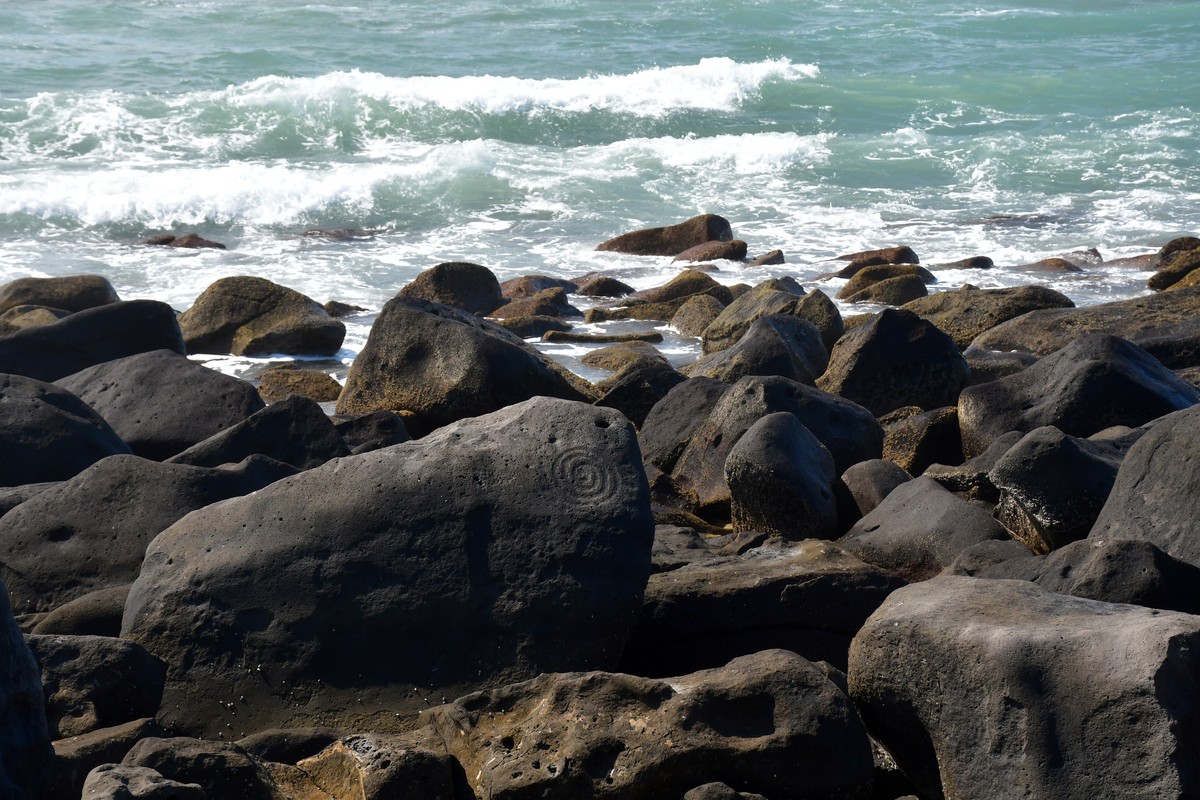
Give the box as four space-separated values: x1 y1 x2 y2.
596 214 733 257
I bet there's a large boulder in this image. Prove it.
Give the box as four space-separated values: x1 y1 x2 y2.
957 334 1198 458
817 308 970 418
122 738 278 800
425 649 874 800
593 361 686 428
835 265 934 301
400 261 503 315
880 406 962 476
620 538 906 676
698 282 842 355
336 297 588 434
0 455 295 613
639 377 730 473
596 214 733 257
685 315 829 385
673 239 748 263
1147 237 1200 290
0 580 52 800
0 373 130 488
121 398 653 737
0 275 118 316
900 285 1075 349
0 300 185 382
177 276 345 356
849 576 1200 799
55 350 265 461
1089 404 1200 567
80 764 204 800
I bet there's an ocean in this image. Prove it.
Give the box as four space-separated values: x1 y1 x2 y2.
2 0 1198 381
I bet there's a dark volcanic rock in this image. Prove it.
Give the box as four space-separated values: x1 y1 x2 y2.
817 308 970 418
425 649 874 800
639 377 730 473
685 314 829 385
166 395 349 470
837 476 1009 581
31 585 130 637
575 275 634 298
143 232 226 249
670 293 727 337
621 539 905 676
336 296 588 433
725 413 839 539
0 374 130 488
849 576 1200 799
840 459 911 517
178 276 345 357
295 733 460 799
255 365 342 404
122 398 653 737
842 274 928 305
25 634 166 739
1147 237 1200 290
699 284 802 354
957 334 1198 458
673 239 748 262
835 264 934 301
880 406 962 476
496 315 573 339
55 349 265 461
835 246 919 269
53 718 170 800
499 274 577 300
596 213 733 257
0 305 72 335
236 727 344 765
81 763 204 800
123 738 277 799
594 361 686 428
0 275 118 316
399 261 503 315
490 287 581 319
747 249 785 267
900 285 1075 349
0 579 52 800
0 299 185 382
333 409 410 455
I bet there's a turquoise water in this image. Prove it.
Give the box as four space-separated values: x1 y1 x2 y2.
2 0 1198 374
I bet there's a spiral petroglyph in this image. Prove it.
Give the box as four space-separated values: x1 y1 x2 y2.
551 445 622 501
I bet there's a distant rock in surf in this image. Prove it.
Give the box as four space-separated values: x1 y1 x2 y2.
596 214 733 257
142 233 227 250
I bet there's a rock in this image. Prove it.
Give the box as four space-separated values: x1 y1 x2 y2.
594 362 685 428
725 413 839 539
332 409 410 455
336 297 588 433
673 239 748 262
962 345 1039 385
0 455 294 613
80 763 205 800
835 265 935 301
929 256 994 270
496 315 573 338
178 276 345 357
670 294 726 337
794 290 844 353
166 395 349 470
747 249 785 267
670 376 883 518
542 329 663 344
684 782 768 800
490 287 581 319
699 284 802 354
596 214 733 257
900 285 1075 349
621 538 905 676
880 406 962 476
498 274 577 300
122 738 276 799
1012 256 1082 272
122 398 653 737
582 341 668 373
52 718 167 800
849 576 1200 799
31 585 130 637
817 308 970 418
0 374 130 488
0 482 56 520
1089 404 1200 567
296 733 459 800
143 232 226 249
837 476 1010 581
1147 237 1200 290
957 334 1198 458
322 300 366 318
840 459 911 517
843 274 928 305
685 315 829 385
0 299 185 382
610 269 733 309
923 430 1024 503
398 261 503 314
989 426 1132 553
0 579 52 800
55 350 265 461
235 727 343 765
1167 267 1200 292
25 635 165 739
255 365 342 404
639 377 730 473
0 274 119 316
0 304 73 335
425 649 874 800
835 246 919 269
575 275 634 297
969 286 1200 367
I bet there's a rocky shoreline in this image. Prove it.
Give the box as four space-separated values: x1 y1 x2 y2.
3 216 1200 798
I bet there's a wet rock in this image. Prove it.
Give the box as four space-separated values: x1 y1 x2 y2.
255 364 342 404
670 293 726 337
880 406 962 476
332 409 410 455
840 459 911 517
122 398 653 737
837 476 1009 581
849 576 1200 799
582 341 667 373
543 329 662 344
0 455 295 613
31 585 130 637
835 265 935 301
0 374 130 488
322 299 367 318
399 261 503 314
673 239 748 262
143 232 226 249
685 315 829 385
929 255 994 270
700 285 805 354
607 269 733 310
596 213 733 257
426 649 874 800
491 286 581 319
0 304 72 335
0 275 119 317
1147 236 1200 290
0 299 185 382
962 345 1039 385
55 349 265 461
1012 256 1082 273
498 274 577 300
336 297 588 433
725 413 839 539
843 274 928 305
639 377 730 473
594 361 685 428
817 308 969 418
746 249 785 267
958 334 1198 458
496 315 572 338
900 285 1075 349
0 579 52 800
178 276 345 357
575 275 634 297
834 246 919 270
81 763 205 800
25 634 165 739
